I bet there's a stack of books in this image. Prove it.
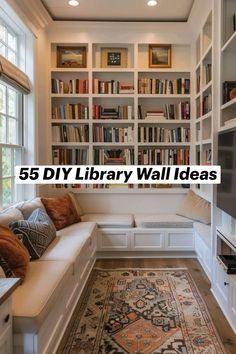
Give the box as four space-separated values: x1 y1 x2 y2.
145 110 165 120
93 105 133 119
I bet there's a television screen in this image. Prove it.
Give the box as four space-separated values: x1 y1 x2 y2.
217 128 236 219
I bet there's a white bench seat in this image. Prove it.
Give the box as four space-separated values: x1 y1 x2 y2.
12 260 73 333
134 214 193 228
194 222 211 248
81 213 134 228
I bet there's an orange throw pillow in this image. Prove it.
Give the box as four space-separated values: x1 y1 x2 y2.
0 225 30 283
41 194 81 230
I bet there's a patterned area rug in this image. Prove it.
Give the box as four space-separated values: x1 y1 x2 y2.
57 268 225 354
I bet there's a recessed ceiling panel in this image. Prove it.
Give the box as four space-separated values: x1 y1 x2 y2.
41 0 195 22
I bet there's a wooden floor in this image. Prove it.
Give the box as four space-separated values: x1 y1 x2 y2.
95 258 236 354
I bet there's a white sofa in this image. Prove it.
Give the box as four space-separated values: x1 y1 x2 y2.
0 201 97 354
0 197 211 354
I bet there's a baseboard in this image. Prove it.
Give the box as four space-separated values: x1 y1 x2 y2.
96 251 197 259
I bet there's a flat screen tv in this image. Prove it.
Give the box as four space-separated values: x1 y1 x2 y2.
217 127 236 219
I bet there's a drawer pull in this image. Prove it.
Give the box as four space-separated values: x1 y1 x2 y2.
224 282 229 286
4 314 10 323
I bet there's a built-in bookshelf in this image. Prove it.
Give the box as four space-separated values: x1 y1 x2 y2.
50 43 191 192
220 0 236 129
194 11 213 201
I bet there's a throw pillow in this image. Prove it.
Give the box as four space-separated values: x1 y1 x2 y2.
0 225 30 282
10 208 56 260
16 197 46 219
176 190 211 225
41 194 81 230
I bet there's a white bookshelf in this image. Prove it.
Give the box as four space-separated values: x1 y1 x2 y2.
50 42 191 192
193 10 213 201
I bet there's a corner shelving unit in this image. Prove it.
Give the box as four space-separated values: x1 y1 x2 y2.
50 42 191 193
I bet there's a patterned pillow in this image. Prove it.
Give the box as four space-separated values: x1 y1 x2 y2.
10 208 56 260
0 224 30 282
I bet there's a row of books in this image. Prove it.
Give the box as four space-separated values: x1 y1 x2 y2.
52 125 89 142
202 94 212 115
94 149 134 165
51 78 89 94
138 101 190 120
52 104 89 120
223 81 236 104
93 79 134 94
204 63 212 85
138 148 190 165
138 127 190 143
138 78 190 95
93 126 134 143
52 148 88 165
93 105 133 119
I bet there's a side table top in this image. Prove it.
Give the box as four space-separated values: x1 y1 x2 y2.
0 278 21 306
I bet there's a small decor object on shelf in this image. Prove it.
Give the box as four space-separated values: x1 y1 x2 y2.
101 48 127 68
57 46 87 68
101 47 127 68
149 44 172 68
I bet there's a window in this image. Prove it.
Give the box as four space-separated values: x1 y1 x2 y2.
0 20 18 65
0 20 24 208
0 83 23 207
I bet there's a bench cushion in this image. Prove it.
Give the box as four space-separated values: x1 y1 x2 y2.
0 207 23 228
81 213 134 228
134 214 193 228
39 222 96 274
12 260 73 333
194 222 211 248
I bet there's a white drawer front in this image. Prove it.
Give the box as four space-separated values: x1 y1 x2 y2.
0 299 11 334
98 230 130 250
166 231 194 249
0 325 12 354
133 232 164 250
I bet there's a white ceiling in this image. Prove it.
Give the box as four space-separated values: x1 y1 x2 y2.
41 0 195 22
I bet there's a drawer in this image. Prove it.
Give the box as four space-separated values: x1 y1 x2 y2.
98 230 130 251
166 231 194 250
0 325 12 354
0 299 11 334
132 232 164 250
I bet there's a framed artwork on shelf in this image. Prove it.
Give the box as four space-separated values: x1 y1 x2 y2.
101 47 127 68
57 46 87 68
149 44 172 68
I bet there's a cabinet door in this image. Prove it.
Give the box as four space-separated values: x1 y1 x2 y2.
229 277 236 332
0 326 12 354
213 260 229 314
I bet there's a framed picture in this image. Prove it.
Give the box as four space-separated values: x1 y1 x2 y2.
57 46 87 68
149 44 172 68
101 48 127 68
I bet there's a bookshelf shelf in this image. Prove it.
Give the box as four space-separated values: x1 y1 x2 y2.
92 94 134 98
137 94 191 99
202 43 212 62
221 97 236 110
52 142 89 147
138 142 191 147
51 94 90 98
51 120 89 124
92 68 134 73
137 120 190 124
222 31 236 52
93 119 134 124
93 143 134 147
56 187 189 194
137 68 191 73
51 68 89 73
